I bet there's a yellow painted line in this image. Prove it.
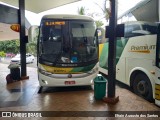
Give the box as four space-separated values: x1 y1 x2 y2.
99 44 104 58
155 94 160 100
155 90 160 95
129 50 150 53
41 64 73 74
155 84 160 100
155 84 160 90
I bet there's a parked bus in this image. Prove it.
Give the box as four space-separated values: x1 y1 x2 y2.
29 14 99 90
99 21 160 106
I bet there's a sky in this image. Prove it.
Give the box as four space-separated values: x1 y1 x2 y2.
0 0 144 26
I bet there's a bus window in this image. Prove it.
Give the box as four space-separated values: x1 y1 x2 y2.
40 21 63 62
39 19 98 64
142 24 157 34
125 23 157 38
71 21 98 62
125 24 141 38
48 26 62 41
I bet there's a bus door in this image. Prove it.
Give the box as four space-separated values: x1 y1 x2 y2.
155 23 160 106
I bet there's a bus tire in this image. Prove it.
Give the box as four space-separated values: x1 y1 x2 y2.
133 73 153 102
38 86 43 93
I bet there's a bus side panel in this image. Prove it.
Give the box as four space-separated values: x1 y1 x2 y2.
99 37 127 75
116 58 126 83
115 35 157 88
99 43 109 70
115 37 128 83
155 67 160 106
126 58 155 88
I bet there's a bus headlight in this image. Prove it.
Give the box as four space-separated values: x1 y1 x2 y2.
88 67 98 74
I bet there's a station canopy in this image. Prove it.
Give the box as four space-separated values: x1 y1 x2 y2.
118 0 159 22
0 0 81 13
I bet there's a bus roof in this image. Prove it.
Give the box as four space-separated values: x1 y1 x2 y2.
42 14 94 21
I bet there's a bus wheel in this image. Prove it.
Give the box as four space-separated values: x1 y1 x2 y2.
38 86 43 93
133 73 153 102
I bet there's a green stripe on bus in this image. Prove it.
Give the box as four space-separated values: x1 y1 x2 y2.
71 64 95 72
99 38 128 70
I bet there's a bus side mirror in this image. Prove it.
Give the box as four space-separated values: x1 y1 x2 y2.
96 28 104 44
105 24 124 38
28 25 39 42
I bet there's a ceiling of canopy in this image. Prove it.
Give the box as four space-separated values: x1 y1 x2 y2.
0 0 81 13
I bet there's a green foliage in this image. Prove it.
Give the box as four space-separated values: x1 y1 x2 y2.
78 6 86 15
95 21 104 27
77 6 104 28
0 27 38 56
0 40 20 54
26 42 37 56
0 51 6 57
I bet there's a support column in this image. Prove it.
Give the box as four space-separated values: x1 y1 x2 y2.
103 0 119 104
19 0 29 80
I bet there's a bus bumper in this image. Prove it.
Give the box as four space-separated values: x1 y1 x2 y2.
38 70 98 87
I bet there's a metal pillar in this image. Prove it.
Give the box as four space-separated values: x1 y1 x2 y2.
19 0 28 79
103 0 119 104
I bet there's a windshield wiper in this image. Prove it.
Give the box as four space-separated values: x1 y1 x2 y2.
80 24 87 43
53 51 62 65
80 24 89 57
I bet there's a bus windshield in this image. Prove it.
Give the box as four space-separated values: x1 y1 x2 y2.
39 20 98 66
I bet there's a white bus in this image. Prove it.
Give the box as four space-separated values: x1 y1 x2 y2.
29 14 99 90
99 21 160 106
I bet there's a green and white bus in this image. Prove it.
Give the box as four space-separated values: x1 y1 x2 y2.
29 14 99 89
99 21 160 106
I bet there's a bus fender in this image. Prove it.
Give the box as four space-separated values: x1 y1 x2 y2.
129 67 155 98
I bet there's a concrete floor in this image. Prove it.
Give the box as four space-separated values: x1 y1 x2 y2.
0 63 160 120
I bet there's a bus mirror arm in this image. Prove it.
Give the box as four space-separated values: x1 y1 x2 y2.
105 24 124 38
95 28 100 45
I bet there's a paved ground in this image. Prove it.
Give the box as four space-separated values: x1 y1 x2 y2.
0 63 160 120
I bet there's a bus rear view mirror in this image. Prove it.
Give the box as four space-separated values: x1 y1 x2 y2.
96 28 105 44
105 24 124 38
28 25 39 43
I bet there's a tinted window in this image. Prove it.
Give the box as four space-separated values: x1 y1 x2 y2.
39 20 98 65
125 23 157 38
125 24 141 38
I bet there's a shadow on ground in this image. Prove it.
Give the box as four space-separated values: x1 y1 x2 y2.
39 85 93 93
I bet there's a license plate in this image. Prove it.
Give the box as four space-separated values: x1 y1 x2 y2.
64 81 75 85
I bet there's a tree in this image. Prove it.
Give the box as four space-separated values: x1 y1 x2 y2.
77 6 104 28
94 0 111 21
0 40 20 54
95 21 104 28
26 42 37 56
0 51 6 57
77 6 86 15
